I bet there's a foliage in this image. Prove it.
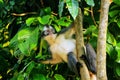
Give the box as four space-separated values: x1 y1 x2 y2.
0 0 120 80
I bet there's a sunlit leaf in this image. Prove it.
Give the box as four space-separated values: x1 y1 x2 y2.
26 17 35 26
66 0 79 19
56 17 71 26
54 74 65 80
38 15 51 25
27 27 39 51
18 28 31 40
18 40 30 55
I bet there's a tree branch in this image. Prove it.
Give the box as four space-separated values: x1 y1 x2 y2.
74 8 90 80
97 0 111 80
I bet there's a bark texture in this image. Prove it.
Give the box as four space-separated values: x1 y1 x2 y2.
97 0 111 80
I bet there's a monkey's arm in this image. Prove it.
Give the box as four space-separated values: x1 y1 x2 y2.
57 23 75 39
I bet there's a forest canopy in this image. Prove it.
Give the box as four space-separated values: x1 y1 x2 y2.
0 0 120 80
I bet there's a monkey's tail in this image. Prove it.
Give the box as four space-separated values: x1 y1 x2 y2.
67 52 81 76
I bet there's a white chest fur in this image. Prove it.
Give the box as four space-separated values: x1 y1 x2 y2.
50 35 76 62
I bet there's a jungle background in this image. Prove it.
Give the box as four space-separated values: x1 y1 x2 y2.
0 0 120 80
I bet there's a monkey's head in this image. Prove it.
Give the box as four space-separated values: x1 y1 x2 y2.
41 25 56 44
41 25 56 37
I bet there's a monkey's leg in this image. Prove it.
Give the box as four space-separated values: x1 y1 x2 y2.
41 54 63 64
40 58 62 64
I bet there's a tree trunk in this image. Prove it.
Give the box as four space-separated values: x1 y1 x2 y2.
97 0 111 80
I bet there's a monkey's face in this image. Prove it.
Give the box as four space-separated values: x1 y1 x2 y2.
41 25 56 45
42 25 55 36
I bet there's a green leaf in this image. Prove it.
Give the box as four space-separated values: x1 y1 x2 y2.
37 15 51 25
56 17 71 26
109 10 120 17
33 74 46 80
17 74 24 80
115 43 120 63
113 0 120 5
18 40 30 55
66 0 79 19
84 25 97 35
27 27 39 51
54 74 65 80
85 0 95 6
107 32 116 46
58 0 64 17
26 17 35 26
17 27 39 56
106 43 114 56
26 61 35 74
18 28 31 41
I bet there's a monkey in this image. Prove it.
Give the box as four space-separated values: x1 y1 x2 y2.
35 24 96 78
39 24 80 76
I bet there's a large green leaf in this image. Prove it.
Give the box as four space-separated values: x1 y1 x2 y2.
54 74 65 80
18 28 31 41
58 0 64 17
66 0 79 20
85 0 95 6
17 27 39 56
28 27 39 51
